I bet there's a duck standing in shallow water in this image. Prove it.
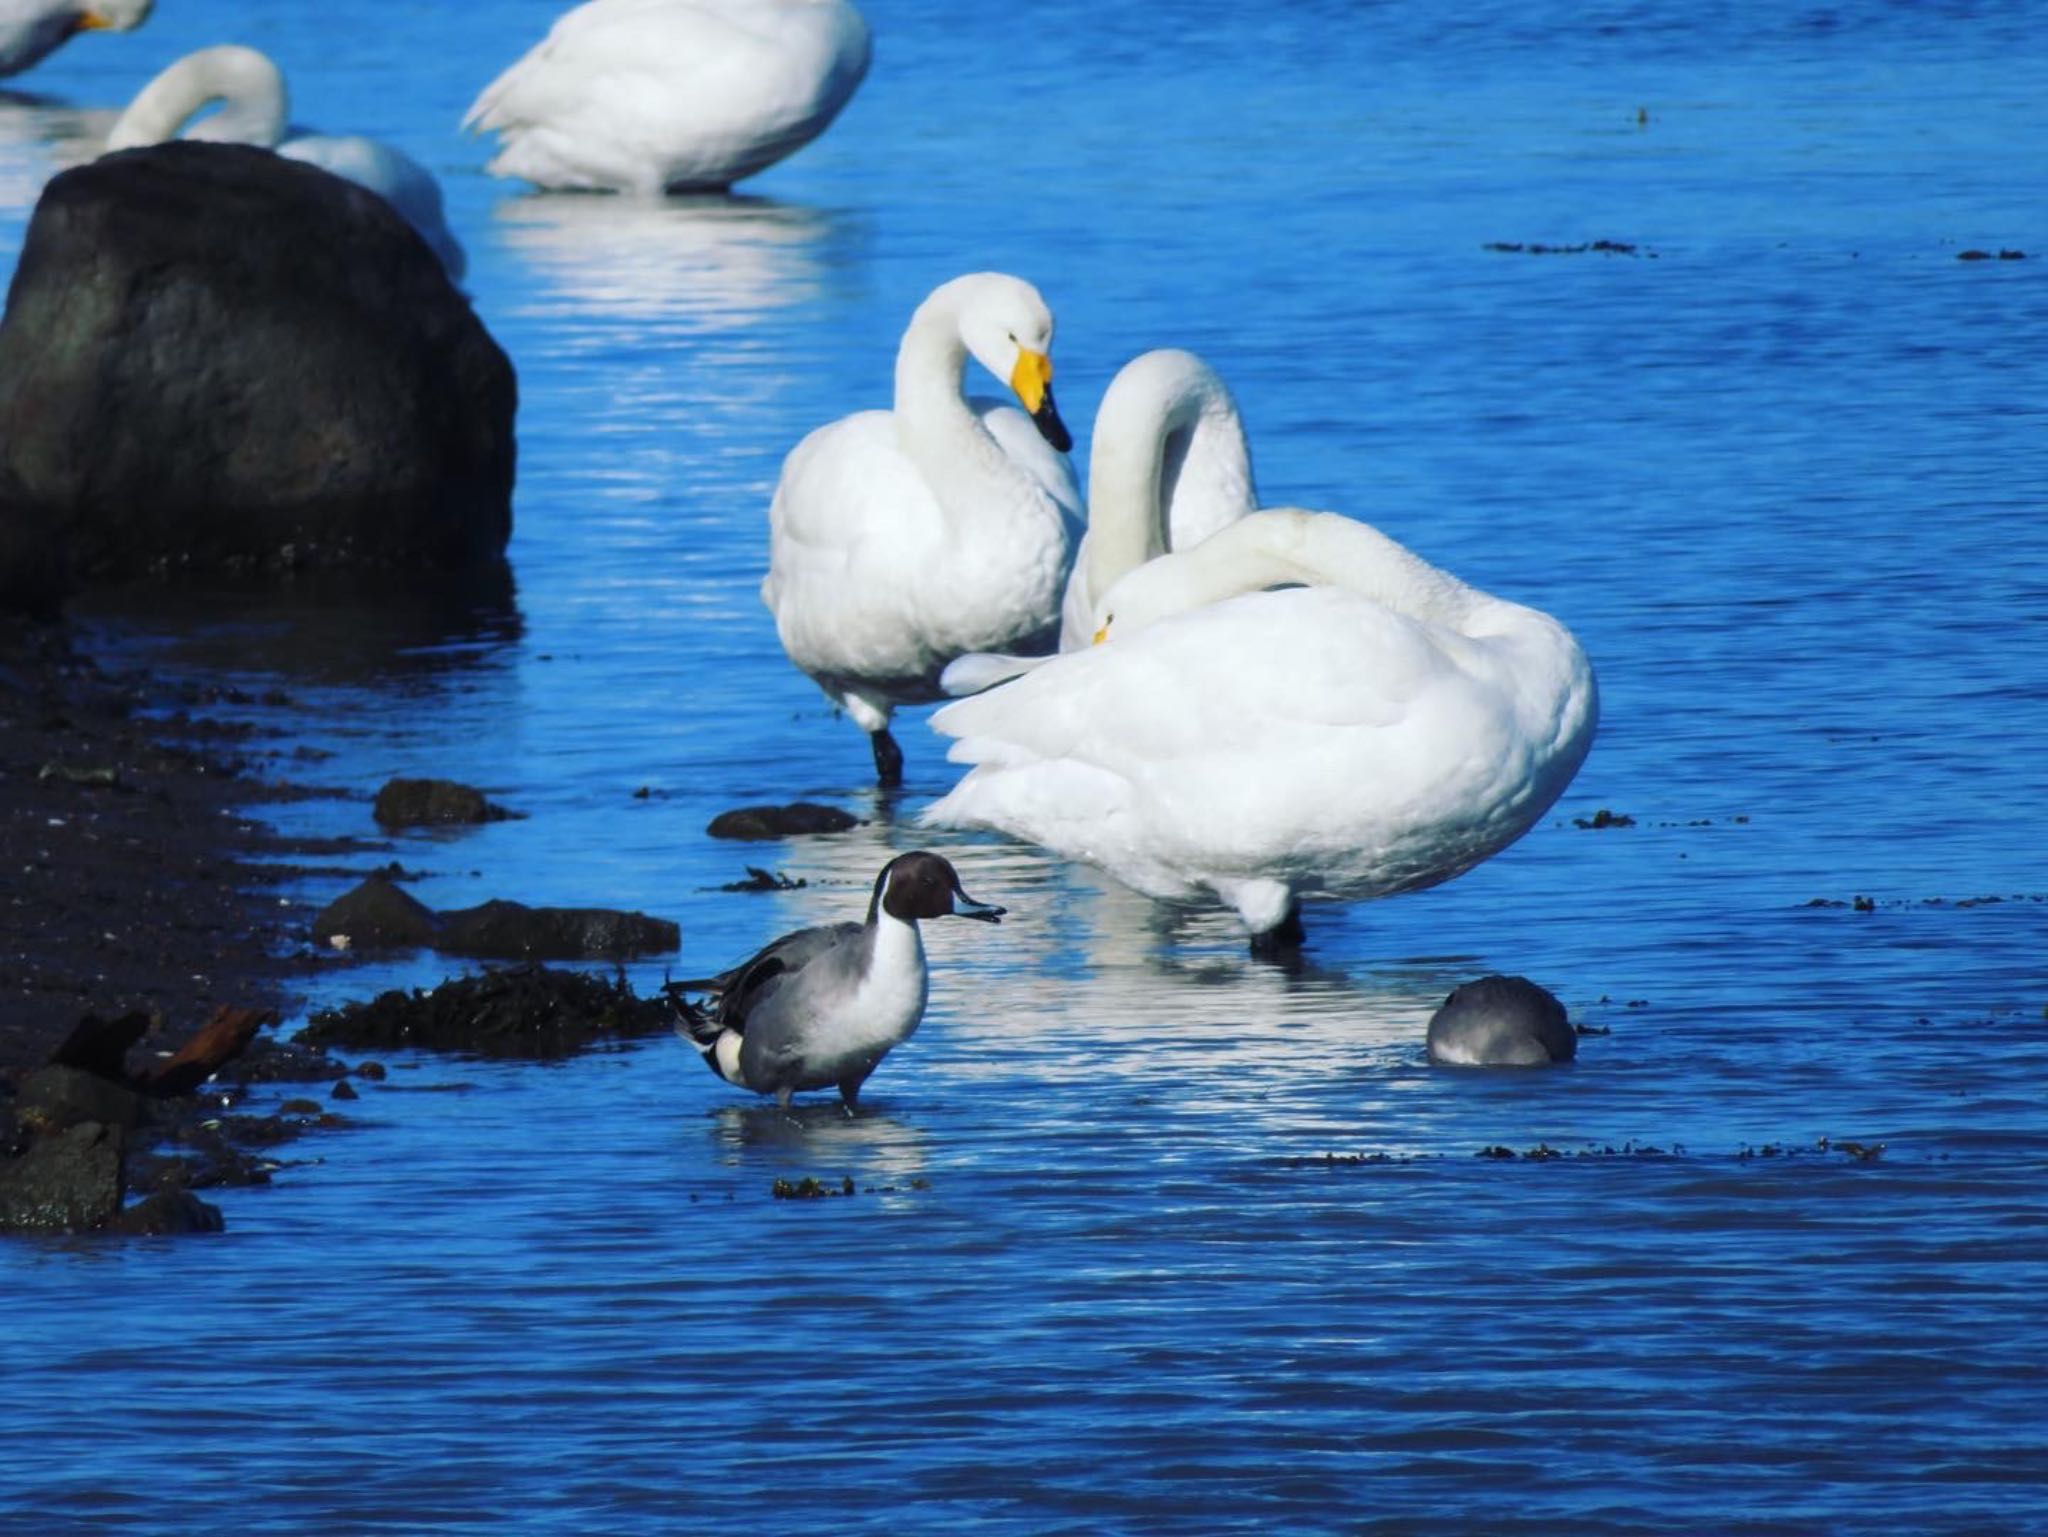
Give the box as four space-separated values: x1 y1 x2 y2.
763 271 1083 786
925 509 1597 954
675 851 1003 1109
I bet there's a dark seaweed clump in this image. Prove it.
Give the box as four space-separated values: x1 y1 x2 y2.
302 964 685 1058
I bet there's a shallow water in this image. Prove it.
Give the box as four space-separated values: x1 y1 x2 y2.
4 1 2047 1531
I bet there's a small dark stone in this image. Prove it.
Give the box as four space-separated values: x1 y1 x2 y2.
1427 975 1577 1067
312 873 442 948
720 867 808 892
15 1064 148 1131
0 1120 125 1232
331 1079 358 1101
435 899 679 960
46 1009 152 1080
706 802 859 841
371 778 514 829
105 1189 225 1236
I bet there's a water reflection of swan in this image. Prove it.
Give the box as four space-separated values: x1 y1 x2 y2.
492 191 836 326
692 822 1454 1102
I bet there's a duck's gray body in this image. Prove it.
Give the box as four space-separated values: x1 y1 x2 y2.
677 851 1002 1108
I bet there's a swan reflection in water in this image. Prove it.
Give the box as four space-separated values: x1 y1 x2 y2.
491 191 844 328
0 90 116 209
685 817 1469 1135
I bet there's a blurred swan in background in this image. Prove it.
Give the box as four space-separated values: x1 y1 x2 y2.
463 0 870 194
926 508 1598 953
763 271 1083 786
105 44 466 279
942 347 1258 698
0 0 151 79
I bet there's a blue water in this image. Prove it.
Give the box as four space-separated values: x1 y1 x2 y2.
4 1 2047 1531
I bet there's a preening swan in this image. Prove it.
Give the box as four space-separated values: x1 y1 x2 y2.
941 347 1258 698
105 45 466 280
924 509 1598 952
763 271 1084 786
463 0 871 195
0 0 150 79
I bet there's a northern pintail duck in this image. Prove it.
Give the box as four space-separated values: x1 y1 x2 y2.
675 851 1003 1108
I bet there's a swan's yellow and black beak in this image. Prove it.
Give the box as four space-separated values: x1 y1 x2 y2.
73 10 117 29
1010 349 1072 453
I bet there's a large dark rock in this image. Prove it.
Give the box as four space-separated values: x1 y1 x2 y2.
0 142 516 601
0 1121 125 1233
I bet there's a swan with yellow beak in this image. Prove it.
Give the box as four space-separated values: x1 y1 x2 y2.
0 0 152 77
763 272 1083 786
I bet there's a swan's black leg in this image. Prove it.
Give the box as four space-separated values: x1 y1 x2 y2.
870 727 904 788
1248 903 1306 960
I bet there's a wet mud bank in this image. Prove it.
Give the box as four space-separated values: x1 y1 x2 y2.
0 616 364 1232
0 616 692 1234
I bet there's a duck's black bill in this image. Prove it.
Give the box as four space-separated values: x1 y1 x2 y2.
1031 389 1073 453
952 893 1006 923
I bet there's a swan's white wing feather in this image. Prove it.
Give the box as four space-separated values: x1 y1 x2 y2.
928 585 1594 902
766 395 1079 708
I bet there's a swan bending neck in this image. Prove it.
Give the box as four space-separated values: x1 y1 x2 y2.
107 46 288 152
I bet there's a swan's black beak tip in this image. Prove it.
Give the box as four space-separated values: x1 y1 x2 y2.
1032 391 1073 453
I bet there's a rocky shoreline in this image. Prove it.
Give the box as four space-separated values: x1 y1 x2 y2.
0 614 361 1232
0 614 706 1235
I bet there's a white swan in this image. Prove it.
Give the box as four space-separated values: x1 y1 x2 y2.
763 271 1084 785
463 0 870 195
105 45 466 280
940 347 1258 697
0 0 150 79
924 508 1598 951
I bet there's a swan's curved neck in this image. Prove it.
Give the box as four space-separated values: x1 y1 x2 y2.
1132 510 1484 632
106 46 288 152
892 284 1011 507
1084 359 1255 603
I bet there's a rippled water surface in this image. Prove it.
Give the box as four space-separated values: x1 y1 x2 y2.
4 2 2046 1531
